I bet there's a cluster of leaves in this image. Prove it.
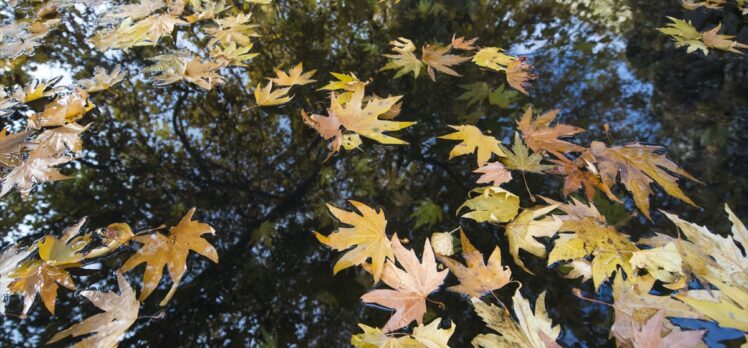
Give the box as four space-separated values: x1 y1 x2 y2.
658 1 748 55
0 68 126 198
0 208 218 346
382 35 537 95
0 2 61 60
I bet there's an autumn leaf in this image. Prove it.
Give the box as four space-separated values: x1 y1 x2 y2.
631 310 705 348
540 196 605 224
549 157 619 202
676 276 748 331
210 42 258 67
549 218 638 290
657 17 708 55
36 122 90 154
47 273 139 348
28 90 93 129
329 86 415 145
505 58 536 95
472 47 516 71
505 205 562 274
186 0 228 23
436 229 511 297
0 245 32 315
517 107 584 156
38 218 91 267
382 37 423 78
588 141 699 219
682 0 725 10
610 273 702 345
104 0 164 21
458 186 520 224
314 201 393 282
701 23 748 54
0 128 32 166
0 147 73 198
268 63 317 86
474 161 512 187
351 323 420 347
412 318 455 348
120 208 218 306
319 72 366 93
430 232 454 256
361 236 448 332
439 125 505 166
499 132 553 174
629 243 684 286
86 223 136 260
300 110 343 159
411 199 443 230
421 44 471 81
205 12 259 46
254 81 293 106
9 260 75 316
472 289 561 348
12 78 59 103
451 34 478 51
146 54 225 90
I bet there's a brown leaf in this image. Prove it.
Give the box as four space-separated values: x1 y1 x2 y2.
632 310 705 348
421 44 471 81
436 229 511 297
474 161 513 187
517 107 585 156
360 236 448 332
505 57 536 95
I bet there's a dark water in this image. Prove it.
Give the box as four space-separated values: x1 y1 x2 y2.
1 0 747 347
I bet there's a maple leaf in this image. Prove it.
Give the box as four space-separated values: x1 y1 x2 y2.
629 243 684 286
0 147 73 198
505 205 562 274
120 208 218 305
517 107 584 156
540 196 605 224
436 229 511 297
314 201 393 282
205 12 259 46
210 42 258 67
268 63 317 86
631 310 705 348
28 90 93 129
499 132 553 174
36 122 90 154
382 37 424 78
361 236 448 332
549 157 619 202
186 0 227 23
6 219 89 315
104 0 165 21
682 0 725 10
0 128 32 166
456 82 491 107
472 47 517 71
411 199 443 230
505 58 536 95
47 273 139 348
86 223 136 259
300 110 343 158
329 86 415 145
701 23 748 54
548 218 638 290
0 245 31 315
676 276 748 331
589 141 699 219
610 273 703 345
488 84 519 109
421 44 471 81
79 65 127 93
146 54 225 90
472 289 561 348
474 161 512 187
657 17 708 55
439 125 505 166
351 323 420 347
451 34 478 51
412 318 455 348
11 78 59 103
657 207 747 289
254 82 293 106
319 72 366 92
458 186 520 224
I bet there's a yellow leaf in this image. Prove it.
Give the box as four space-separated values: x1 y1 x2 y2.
38 218 90 267
254 81 293 106
382 37 423 78
412 318 455 348
9 260 75 315
314 200 393 282
268 63 317 86
472 289 561 348
676 277 748 331
330 86 415 145
439 125 505 166
351 323 422 347
120 208 219 305
47 273 139 348
458 186 519 223
505 204 562 273
421 44 470 81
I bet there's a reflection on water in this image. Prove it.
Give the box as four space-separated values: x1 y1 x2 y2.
1 0 746 347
